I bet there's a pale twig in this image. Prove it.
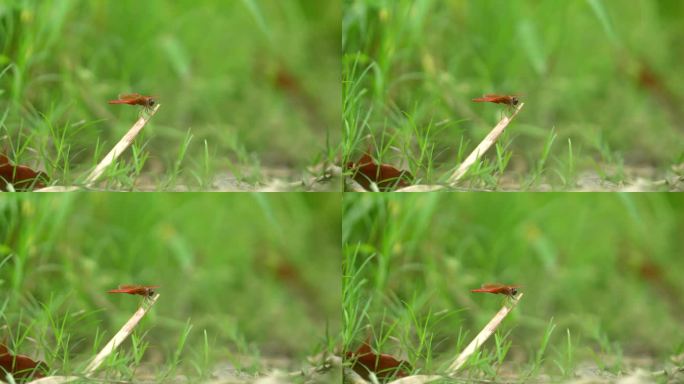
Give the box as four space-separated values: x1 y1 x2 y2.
84 293 160 375
446 293 523 375
447 103 524 185
35 186 79 192
25 376 81 384
84 104 160 187
395 184 445 192
387 374 443 384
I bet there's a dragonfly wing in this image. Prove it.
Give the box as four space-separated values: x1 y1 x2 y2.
117 93 142 100
118 284 159 289
481 283 504 289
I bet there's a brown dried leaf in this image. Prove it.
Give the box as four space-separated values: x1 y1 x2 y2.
0 343 48 381
346 153 412 192
345 340 411 381
0 154 49 191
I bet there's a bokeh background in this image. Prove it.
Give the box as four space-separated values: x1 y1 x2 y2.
343 193 684 377
343 0 684 189
0 0 340 188
0 194 341 378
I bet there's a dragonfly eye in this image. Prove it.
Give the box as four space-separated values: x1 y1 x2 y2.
148 99 156 106
512 98 519 105
511 288 518 296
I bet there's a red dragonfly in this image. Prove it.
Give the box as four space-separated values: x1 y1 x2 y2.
472 94 520 107
107 285 159 298
471 284 520 297
108 93 157 110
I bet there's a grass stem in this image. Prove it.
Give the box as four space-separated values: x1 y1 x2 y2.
447 103 524 185
84 104 160 187
84 293 160 375
447 293 523 375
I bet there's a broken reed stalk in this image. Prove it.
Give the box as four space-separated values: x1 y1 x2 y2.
447 103 524 185
387 374 443 384
84 104 160 187
84 293 160 375
446 293 523 376
395 184 445 192
28 375 81 384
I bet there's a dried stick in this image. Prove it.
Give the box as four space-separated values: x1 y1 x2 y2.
84 104 160 186
26 375 81 384
395 184 444 192
84 293 160 375
447 103 524 185
387 374 443 384
446 293 523 376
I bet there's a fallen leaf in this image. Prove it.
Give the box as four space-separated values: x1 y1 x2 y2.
0 343 48 381
345 340 411 381
0 154 49 191
346 153 412 191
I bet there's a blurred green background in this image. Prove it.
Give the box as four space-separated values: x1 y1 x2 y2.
343 193 684 375
343 0 684 189
0 0 340 188
0 194 341 376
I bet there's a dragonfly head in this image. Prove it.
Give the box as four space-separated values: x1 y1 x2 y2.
510 287 518 296
511 97 519 106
